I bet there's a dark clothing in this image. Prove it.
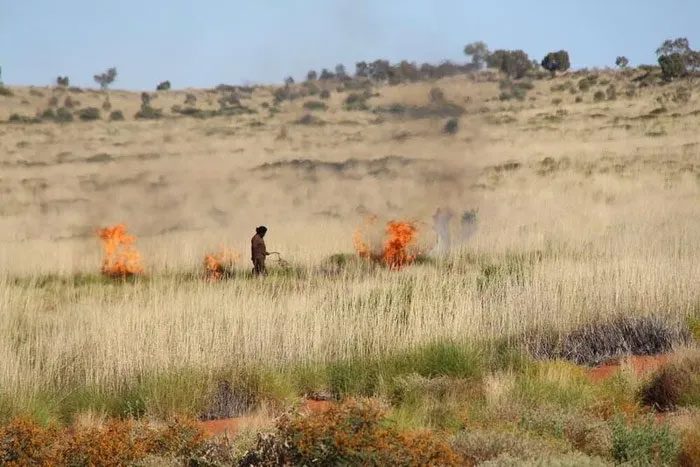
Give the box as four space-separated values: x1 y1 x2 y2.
251 234 268 276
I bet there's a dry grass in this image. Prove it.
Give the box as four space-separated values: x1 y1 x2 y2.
0 72 699 422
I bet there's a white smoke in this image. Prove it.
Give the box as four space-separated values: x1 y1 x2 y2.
431 207 478 256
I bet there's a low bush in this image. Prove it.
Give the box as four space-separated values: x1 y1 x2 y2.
593 90 606 102
78 107 100 121
0 86 14 96
302 100 327 111
443 117 459 134
135 105 163 120
679 423 700 467
319 89 331 99
452 429 567 465
344 92 371 111
611 416 679 465
640 352 700 410
8 113 40 124
109 110 124 121
55 107 73 123
294 114 325 125
0 417 215 466
528 315 689 365
239 399 463 466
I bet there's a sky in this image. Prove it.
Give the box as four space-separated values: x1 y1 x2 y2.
1 0 698 90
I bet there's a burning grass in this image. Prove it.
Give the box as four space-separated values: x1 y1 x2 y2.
97 224 143 278
354 218 421 269
203 247 241 281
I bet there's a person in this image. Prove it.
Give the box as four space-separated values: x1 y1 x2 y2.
251 226 270 276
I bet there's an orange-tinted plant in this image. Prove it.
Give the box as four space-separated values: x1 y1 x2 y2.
242 398 465 466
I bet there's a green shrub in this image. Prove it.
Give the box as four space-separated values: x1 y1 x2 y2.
0 86 13 96
78 107 100 121
135 105 163 120
319 89 331 99
302 100 327 111
8 113 40 124
55 107 73 123
294 114 325 125
443 118 459 135
344 92 370 111
659 53 687 80
541 50 571 76
109 110 124 121
593 90 606 102
611 417 679 465
40 108 56 120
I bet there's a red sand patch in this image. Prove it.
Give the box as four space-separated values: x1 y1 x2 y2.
198 399 334 438
587 354 669 383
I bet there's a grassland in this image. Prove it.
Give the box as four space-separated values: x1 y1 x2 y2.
1 70 699 464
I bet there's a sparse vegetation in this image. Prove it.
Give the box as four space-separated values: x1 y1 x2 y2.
1 37 699 465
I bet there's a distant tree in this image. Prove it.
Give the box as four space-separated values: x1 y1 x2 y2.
93 67 117 90
334 64 347 79
56 76 70 87
284 76 295 86
487 50 532 79
656 37 691 57
541 50 571 76
658 53 687 80
355 61 369 78
656 37 700 79
368 59 391 81
397 61 419 82
306 70 318 81
319 68 335 80
615 56 629 69
463 41 490 69
156 80 171 91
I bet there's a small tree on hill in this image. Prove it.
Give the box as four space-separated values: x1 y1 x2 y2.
306 70 318 81
541 50 571 77
319 68 335 80
56 76 70 87
463 41 490 69
615 56 629 69
94 67 117 90
487 50 532 79
355 61 369 78
335 64 347 79
284 76 295 86
655 37 700 80
156 80 171 91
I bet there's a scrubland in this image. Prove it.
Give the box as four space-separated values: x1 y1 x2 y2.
0 69 699 465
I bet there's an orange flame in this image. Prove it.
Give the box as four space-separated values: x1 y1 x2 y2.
354 219 419 270
383 221 418 269
203 247 240 281
97 224 143 278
